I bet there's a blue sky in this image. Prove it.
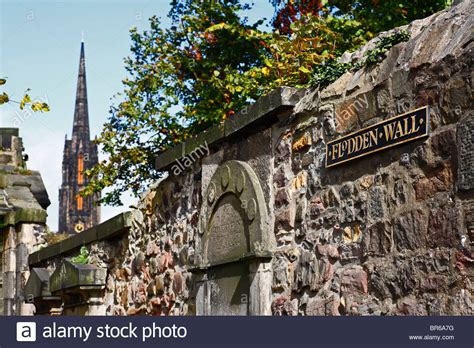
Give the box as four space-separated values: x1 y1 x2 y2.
0 0 274 231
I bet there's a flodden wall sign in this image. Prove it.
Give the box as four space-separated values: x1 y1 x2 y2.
326 106 429 167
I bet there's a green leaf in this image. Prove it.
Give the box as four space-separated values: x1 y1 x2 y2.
40 102 50 112
71 246 89 264
31 101 50 112
298 66 311 74
23 94 31 103
206 22 226 32
0 92 9 105
264 59 273 67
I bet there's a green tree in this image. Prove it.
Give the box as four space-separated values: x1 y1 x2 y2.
271 0 324 35
84 0 269 205
270 0 449 39
327 0 449 39
85 0 448 206
85 0 349 205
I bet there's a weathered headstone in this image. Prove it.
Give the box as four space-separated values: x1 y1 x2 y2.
195 160 274 315
207 194 250 264
198 160 272 267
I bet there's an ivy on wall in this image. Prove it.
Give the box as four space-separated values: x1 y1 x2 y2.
310 30 410 89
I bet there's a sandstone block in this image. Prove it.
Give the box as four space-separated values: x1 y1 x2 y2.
341 265 368 295
363 221 392 255
275 188 290 208
306 293 340 316
430 129 456 160
393 209 427 251
414 164 453 201
292 131 312 151
428 205 460 248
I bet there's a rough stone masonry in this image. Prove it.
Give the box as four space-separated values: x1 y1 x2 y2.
0 128 50 316
27 0 473 316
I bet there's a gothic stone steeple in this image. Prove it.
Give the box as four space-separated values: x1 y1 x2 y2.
58 42 100 234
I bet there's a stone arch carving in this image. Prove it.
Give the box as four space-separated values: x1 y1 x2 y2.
194 160 274 315
197 160 273 267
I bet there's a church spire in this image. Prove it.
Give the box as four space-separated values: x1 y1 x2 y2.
59 40 100 234
72 41 90 138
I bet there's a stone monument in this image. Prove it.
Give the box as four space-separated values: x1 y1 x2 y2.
194 160 275 315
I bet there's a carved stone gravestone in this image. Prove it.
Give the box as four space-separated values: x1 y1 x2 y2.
194 160 274 315
207 193 250 264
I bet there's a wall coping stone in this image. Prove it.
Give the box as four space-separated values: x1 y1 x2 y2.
155 87 305 170
29 212 132 266
49 260 107 293
0 208 48 228
24 268 59 300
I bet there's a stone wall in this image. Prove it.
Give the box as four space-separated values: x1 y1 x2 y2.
27 1 473 316
0 128 50 315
